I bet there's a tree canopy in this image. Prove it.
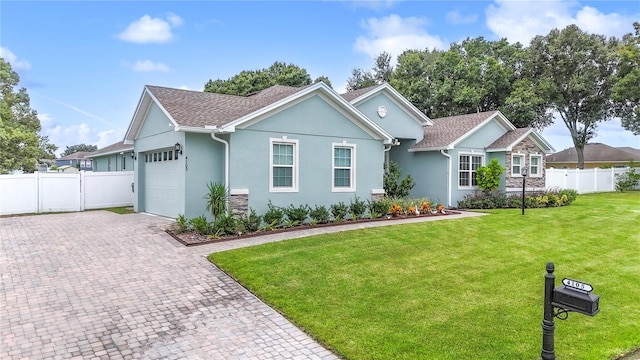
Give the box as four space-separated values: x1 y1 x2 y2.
1 58 56 173
346 52 392 91
204 61 330 96
612 22 640 135
61 143 98 157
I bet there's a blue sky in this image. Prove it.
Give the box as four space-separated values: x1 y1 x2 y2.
2 0 638 156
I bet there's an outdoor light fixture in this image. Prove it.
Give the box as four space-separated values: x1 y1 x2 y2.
521 166 528 215
130 150 136 160
175 142 183 154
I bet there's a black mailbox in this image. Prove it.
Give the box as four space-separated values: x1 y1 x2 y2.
552 284 600 316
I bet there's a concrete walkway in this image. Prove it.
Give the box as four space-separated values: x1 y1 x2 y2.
0 210 485 359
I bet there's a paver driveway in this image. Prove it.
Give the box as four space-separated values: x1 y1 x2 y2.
0 211 337 359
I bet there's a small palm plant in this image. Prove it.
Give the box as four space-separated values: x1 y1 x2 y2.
204 181 228 221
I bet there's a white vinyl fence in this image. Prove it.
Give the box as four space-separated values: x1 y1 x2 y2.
545 167 640 193
0 171 134 216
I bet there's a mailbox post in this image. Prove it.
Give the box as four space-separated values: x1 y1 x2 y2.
541 262 600 359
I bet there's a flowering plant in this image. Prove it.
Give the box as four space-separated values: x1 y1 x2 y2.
390 204 403 217
437 204 445 213
420 201 431 213
407 206 417 215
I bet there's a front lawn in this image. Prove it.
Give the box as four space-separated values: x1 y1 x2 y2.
208 192 640 359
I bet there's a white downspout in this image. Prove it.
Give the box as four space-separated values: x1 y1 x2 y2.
440 149 452 207
211 131 230 193
383 144 392 168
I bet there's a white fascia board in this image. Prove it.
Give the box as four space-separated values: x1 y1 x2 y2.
124 87 150 142
350 83 433 126
87 147 134 158
408 145 451 152
125 87 180 142
174 125 217 134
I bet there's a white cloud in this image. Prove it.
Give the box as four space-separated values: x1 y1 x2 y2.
446 11 478 25
354 14 446 64
118 14 182 43
485 0 639 45
0 47 31 70
131 60 170 72
39 115 123 157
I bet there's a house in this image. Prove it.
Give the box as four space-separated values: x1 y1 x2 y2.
124 82 555 218
87 141 134 172
56 165 79 173
546 143 640 169
391 110 555 206
124 82 394 219
56 152 93 171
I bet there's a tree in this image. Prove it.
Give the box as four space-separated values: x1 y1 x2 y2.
313 75 332 88
529 25 617 169
204 61 315 96
346 68 376 91
346 52 393 91
475 159 505 194
61 143 97 157
612 22 640 135
383 161 414 198
0 58 56 173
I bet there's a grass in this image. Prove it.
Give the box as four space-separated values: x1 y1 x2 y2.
100 206 134 214
208 192 640 360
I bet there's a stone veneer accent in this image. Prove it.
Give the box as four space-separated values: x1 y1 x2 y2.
505 137 546 188
230 191 248 216
371 189 385 202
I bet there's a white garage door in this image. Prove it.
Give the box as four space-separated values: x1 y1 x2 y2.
143 149 181 218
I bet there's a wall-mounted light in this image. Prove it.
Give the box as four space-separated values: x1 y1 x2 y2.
130 150 136 160
175 142 183 155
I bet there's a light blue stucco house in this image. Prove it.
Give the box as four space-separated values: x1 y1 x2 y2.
55 152 93 171
87 141 134 172
123 82 554 219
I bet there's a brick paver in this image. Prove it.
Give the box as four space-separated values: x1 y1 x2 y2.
0 211 339 359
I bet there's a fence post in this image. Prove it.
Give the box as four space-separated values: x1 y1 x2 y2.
80 171 85 211
611 168 616 191
35 172 41 214
594 168 598 192
575 168 580 192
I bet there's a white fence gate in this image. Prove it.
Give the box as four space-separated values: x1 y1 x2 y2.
0 171 134 216
545 167 640 193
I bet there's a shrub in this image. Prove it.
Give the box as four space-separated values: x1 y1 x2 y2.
384 161 415 198
204 181 228 221
331 202 349 221
212 213 237 236
458 189 576 210
368 198 391 219
263 201 285 228
284 204 310 224
189 215 210 235
615 165 640 192
237 208 262 233
475 159 505 194
309 205 331 224
176 214 189 232
558 188 578 204
349 196 367 220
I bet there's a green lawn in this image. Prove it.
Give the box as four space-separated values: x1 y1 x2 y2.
208 192 640 359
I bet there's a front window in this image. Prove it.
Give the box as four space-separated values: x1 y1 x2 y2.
512 154 525 176
270 138 298 192
333 143 356 192
530 155 542 177
459 154 483 187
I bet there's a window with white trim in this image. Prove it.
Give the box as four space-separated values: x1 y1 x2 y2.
512 154 525 176
529 155 542 177
332 143 356 192
270 138 298 192
459 154 484 188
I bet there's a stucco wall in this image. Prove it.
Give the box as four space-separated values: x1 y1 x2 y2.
354 92 424 141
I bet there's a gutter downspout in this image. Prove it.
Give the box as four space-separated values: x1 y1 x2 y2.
440 149 452 207
211 132 230 209
383 144 393 168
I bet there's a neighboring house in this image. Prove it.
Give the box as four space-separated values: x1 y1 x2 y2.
123 82 555 218
546 143 640 169
56 165 79 173
55 151 93 171
87 141 134 172
393 110 554 206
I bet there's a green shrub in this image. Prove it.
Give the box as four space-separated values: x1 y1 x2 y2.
368 198 391 219
263 201 285 228
189 215 210 235
176 214 189 232
349 196 367 220
475 159 505 194
458 189 576 210
615 165 640 192
331 202 349 221
204 181 229 220
238 208 262 233
284 204 310 224
384 161 415 198
309 205 331 224
213 213 237 236
558 188 578 204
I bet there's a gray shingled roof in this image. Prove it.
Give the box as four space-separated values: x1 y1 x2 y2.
87 141 133 157
340 85 379 102
58 151 92 160
487 128 531 149
546 143 640 163
146 85 308 128
412 111 499 150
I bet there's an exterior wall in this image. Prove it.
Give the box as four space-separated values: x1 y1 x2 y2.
92 154 132 172
392 143 449 205
133 102 185 216
505 137 546 189
354 92 424 141
183 132 225 219
229 95 385 215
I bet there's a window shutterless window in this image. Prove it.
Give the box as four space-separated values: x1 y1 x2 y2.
332 143 356 192
270 138 298 192
512 154 525 176
530 155 542 177
458 154 483 187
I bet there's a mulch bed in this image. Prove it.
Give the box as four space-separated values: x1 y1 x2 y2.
166 211 460 247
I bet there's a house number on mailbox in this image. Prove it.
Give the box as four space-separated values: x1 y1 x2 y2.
562 278 593 292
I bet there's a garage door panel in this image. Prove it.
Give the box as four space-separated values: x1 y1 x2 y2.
144 155 181 218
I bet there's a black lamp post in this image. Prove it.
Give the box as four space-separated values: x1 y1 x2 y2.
521 166 528 215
